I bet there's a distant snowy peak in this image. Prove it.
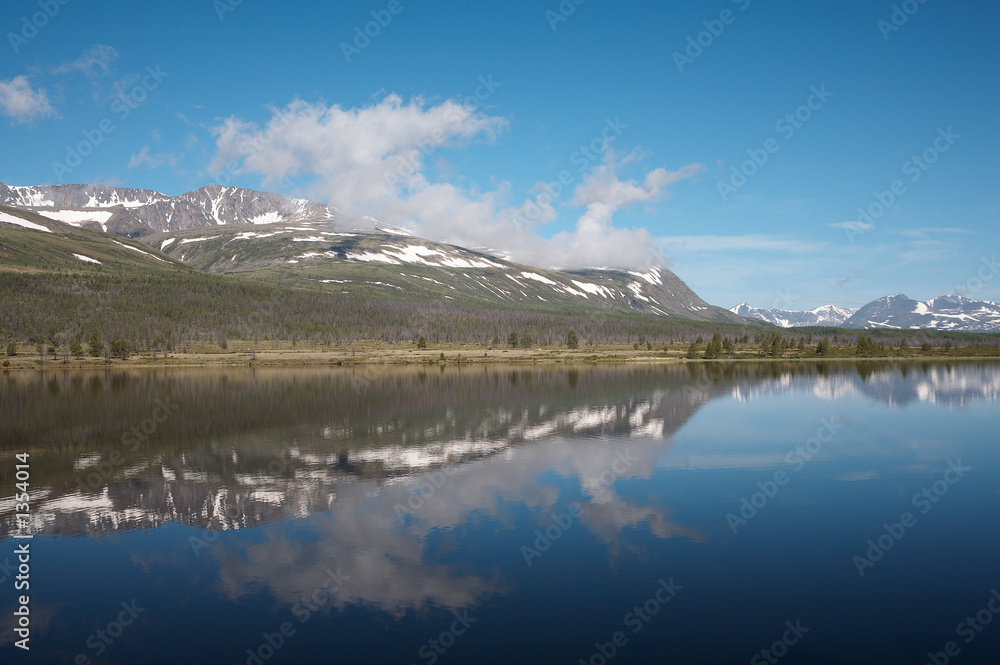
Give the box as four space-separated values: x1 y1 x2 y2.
733 295 1000 332
0 182 336 236
842 294 1000 332
0 183 168 209
729 303 857 328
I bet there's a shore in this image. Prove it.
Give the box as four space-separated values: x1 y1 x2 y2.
3 340 999 370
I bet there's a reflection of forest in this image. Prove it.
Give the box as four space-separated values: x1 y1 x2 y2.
0 361 995 537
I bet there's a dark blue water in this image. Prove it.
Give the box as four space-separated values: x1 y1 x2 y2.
1 362 998 664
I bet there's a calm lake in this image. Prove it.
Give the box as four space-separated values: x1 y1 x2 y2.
1 361 999 664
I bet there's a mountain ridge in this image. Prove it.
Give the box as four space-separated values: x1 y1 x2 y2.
729 303 858 328
0 182 335 237
0 197 745 324
5 181 997 332
733 294 1000 332
141 220 743 322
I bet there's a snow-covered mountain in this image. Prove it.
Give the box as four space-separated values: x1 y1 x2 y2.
733 294 1000 332
0 182 334 236
0 201 745 322
729 303 857 328
145 221 745 321
841 294 1000 331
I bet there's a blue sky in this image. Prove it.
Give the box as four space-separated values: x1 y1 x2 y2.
1 0 997 309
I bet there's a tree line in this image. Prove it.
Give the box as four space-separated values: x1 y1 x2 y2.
1 269 998 357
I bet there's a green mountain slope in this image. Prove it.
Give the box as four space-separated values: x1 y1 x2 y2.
0 204 185 273
1 206 764 352
141 221 743 322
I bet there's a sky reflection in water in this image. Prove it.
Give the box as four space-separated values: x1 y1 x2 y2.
1 361 998 664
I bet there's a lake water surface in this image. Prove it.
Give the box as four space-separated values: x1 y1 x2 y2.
1 361 999 664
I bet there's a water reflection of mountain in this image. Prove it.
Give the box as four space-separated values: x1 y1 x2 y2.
0 365 720 536
3 361 997 616
729 360 1000 407
1 361 996 539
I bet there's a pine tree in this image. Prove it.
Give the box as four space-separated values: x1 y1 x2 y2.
855 335 875 358
110 334 129 360
704 332 723 359
815 338 830 356
88 331 103 357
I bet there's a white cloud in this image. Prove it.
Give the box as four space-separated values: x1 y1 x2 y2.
657 234 824 253
52 44 118 77
209 96 702 269
209 94 507 208
0 76 56 124
892 226 973 239
127 146 178 169
535 150 704 268
571 149 702 211
829 221 875 232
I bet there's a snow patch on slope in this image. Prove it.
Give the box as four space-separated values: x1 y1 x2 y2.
572 280 613 299
249 212 282 225
112 240 167 262
520 272 557 285
627 268 663 286
346 252 401 265
37 209 115 231
0 211 51 233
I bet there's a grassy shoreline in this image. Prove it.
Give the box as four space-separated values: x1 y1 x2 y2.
4 340 1000 370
